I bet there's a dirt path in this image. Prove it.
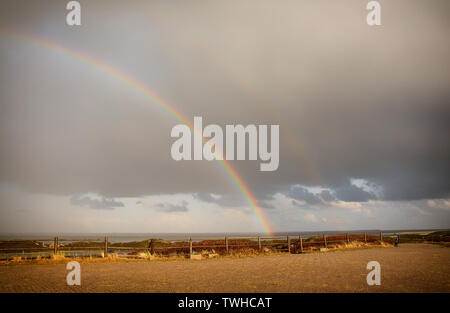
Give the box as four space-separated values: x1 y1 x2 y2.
0 244 449 292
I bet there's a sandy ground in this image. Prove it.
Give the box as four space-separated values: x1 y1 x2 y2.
0 244 448 292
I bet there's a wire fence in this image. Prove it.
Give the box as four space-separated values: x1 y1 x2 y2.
0 232 388 260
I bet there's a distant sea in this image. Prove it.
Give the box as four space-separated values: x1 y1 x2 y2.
0 229 445 242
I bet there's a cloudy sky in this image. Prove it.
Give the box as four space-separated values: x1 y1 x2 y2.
0 0 449 234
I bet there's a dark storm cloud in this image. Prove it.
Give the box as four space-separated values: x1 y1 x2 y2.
0 0 449 205
372 171 450 201
319 190 335 202
70 194 124 210
287 186 322 205
285 182 376 205
334 182 375 202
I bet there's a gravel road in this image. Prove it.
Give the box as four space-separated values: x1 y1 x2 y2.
0 244 448 292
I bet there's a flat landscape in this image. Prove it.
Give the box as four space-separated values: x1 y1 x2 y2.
0 244 448 293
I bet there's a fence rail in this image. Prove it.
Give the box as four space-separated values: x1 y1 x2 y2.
0 232 388 260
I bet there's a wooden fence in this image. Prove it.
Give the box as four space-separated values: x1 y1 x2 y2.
292 233 384 253
0 232 386 260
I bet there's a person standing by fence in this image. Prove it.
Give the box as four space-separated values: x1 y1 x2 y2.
394 234 399 247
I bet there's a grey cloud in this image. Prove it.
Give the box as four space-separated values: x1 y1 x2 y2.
291 199 312 208
154 201 188 212
287 186 322 205
258 200 276 210
194 192 275 210
334 182 375 202
194 193 248 207
319 190 335 202
70 194 124 210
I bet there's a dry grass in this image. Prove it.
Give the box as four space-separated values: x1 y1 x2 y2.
326 241 393 251
225 248 282 258
298 241 393 253
2 252 144 266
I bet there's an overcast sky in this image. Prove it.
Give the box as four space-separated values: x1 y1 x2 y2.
0 0 449 233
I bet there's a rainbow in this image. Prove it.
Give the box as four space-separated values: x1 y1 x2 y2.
0 29 273 235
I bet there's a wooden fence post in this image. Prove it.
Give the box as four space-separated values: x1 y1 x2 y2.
287 236 291 253
299 236 303 253
104 236 108 257
189 237 193 256
258 236 261 252
346 233 350 244
53 237 58 255
323 234 327 248
225 237 229 254
364 232 367 243
380 232 383 242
